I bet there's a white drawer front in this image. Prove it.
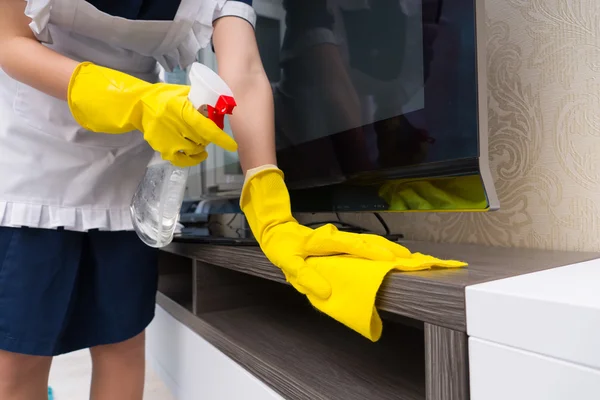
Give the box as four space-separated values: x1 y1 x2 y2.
469 338 600 400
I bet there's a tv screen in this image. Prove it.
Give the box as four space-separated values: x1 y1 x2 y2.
207 0 498 213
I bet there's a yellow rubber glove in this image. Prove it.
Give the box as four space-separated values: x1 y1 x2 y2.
240 165 464 300
67 62 237 167
305 255 465 341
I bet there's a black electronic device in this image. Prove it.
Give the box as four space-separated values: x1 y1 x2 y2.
197 0 497 215
173 234 258 246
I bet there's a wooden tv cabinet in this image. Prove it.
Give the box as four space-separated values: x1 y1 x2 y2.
147 241 599 400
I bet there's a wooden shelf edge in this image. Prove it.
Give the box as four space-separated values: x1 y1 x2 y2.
163 241 599 333
162 243 467 331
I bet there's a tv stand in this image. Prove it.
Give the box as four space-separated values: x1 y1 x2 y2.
148 241 600 400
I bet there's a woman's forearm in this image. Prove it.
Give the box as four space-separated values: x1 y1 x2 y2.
0 0 77 100
0 38 77 100
221 71 277 173
212 17 278 174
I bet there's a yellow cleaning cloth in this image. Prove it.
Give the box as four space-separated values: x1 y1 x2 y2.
304 254 466 341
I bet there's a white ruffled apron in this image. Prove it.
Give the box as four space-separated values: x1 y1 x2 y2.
0 0 255 231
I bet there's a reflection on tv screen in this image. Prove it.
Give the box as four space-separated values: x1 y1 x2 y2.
265 0 479 188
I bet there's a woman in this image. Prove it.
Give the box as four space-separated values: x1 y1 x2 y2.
0 0 413 398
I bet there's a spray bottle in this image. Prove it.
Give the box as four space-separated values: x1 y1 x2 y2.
130 62 236 248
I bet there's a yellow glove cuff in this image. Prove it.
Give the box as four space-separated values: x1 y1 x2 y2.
240 165 297 244
244 164 279 182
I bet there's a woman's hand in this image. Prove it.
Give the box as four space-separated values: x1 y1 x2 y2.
68 62 238 167
241 166 414 299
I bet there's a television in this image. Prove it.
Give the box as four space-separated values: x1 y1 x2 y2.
190 0 498 214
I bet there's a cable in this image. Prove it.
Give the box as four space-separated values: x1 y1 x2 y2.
335 212 342 224
305 220 370 233
373 212 391 236
224 213 238 228
335 211 391 236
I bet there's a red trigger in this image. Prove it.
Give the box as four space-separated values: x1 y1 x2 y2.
206 95 236 129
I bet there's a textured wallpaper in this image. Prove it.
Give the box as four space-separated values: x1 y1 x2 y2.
331 0 600 252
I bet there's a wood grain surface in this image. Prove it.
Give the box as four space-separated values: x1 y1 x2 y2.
164 241 599 331
157 292 427 400
425 324 469 400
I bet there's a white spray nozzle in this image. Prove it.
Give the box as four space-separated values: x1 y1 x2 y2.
187 62 236 129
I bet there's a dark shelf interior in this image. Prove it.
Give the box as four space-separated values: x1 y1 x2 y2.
157 252 194 313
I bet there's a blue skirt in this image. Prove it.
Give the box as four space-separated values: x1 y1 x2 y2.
0 226 158 356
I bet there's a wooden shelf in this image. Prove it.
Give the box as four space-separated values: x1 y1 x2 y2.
163 241 598 331
157 291 426 400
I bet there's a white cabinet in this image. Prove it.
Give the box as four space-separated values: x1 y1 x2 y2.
469 338 600 400
466 259 600 399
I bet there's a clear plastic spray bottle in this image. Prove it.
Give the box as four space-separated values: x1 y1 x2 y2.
130 62 236 248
